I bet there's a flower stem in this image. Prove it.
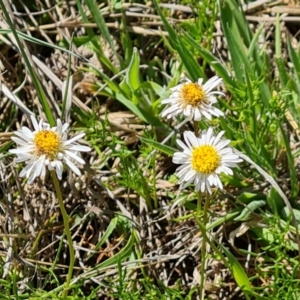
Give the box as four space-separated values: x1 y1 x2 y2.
51 171 74 299
199 191 210 300
197 191 202 215
194 121 199 136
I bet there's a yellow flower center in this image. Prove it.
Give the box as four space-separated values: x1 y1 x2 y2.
181 83 207 107
191 145 220 174
34 131 61 159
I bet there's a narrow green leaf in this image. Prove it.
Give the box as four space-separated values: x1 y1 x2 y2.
75 0 119 73
197 222 252 295
234 200 266 221
140 137 176 156
86 217 118 260
152 0 203 81
287 38 300 92
84 0 122 67
267 187 285 215
182 34 236 88
225 25 251 82
96 233 135 269
0 5 55 125
247 24 264 63
126 47 141 91
244 71 256 143
281 207 300 226
219 0 251 82
140 81 169 99
278 123 299 200
115 93 165 127
237 192 266 204
220 0 252 47
220 245 252 292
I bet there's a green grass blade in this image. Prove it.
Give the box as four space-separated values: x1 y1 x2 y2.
182 34 235 88
220 245 252 292
126 47 141 91
278 123 299 200
86 217 118 261
84 0 122 68
140 137 176 156
152 0 204 81
115 93 165 127
75 0 119 73
0 29 84 60
220 0 252 46
218 0 251 82
0 4 55 125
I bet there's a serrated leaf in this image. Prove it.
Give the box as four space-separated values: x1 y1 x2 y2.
234 200 266 221
140 137 176 156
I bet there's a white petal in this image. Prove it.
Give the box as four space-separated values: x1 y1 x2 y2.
31 115 39 131
34 155 46 178
204 76 222 93
55 161 63 179
213 131 225 146
11 136 30 146
21 127 34 139
64 150 85 164
62 123 69 133
56 119 63 135
63 156 81 175
63 133 86 145
176 139 191 152
67 144 91 152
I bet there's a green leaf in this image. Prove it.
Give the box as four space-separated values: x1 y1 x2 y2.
140 137 176 156
281 207 300 225
152 0 204 81
115 93 165 127
220 245 252 292
96 233 136 269
234 200 266 221
84 0 122 67
126 47 141 91
278 123 299 200
219 0 252 47
267 187 285 215
182 34 235 88
244 71 256 143
219 0 251 82
140 81 169 99
237 192 266 204
86 217 118 261
287 38 300 94
75 0 119 73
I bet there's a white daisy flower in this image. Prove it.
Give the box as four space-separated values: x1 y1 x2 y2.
9 115 91 183
172 128 242 194
161 76 225 121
